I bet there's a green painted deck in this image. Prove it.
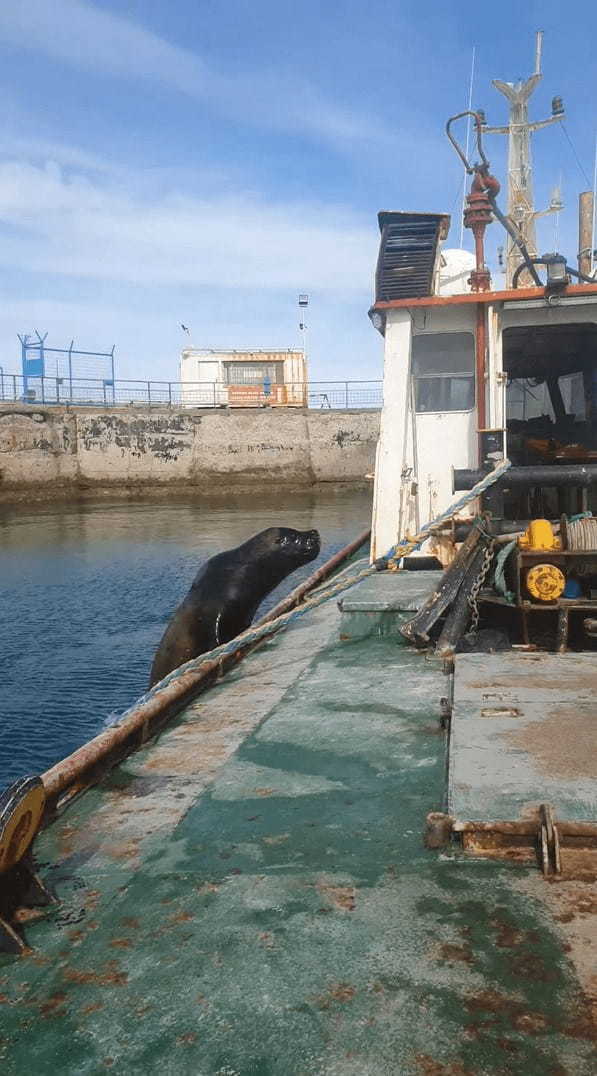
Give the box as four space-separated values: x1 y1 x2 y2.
0 578 595 1074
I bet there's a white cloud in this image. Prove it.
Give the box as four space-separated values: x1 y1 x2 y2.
0 156 376 293
0 0 388 148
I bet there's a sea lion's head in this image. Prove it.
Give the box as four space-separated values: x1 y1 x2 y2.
251 527 320 566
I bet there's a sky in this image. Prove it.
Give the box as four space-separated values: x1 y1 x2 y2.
0 0 596 383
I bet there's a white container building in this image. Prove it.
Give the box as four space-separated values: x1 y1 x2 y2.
179 349 307 407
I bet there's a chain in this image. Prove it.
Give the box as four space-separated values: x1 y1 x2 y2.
468 538 495 633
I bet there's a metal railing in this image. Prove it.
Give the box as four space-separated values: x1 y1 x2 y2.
0 375 383 410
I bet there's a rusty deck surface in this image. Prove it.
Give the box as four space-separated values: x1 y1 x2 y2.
0 587 596 1074
449 652 597 823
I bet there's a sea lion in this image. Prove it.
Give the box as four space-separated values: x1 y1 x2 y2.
149 526 320 687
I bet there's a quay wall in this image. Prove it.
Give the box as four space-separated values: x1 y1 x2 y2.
0 404 380 500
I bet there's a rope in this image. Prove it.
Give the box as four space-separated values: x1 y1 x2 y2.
566 516 597 551
117 458 512 721
493 539 517 604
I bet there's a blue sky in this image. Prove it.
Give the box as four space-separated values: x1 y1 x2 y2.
0 0 596 382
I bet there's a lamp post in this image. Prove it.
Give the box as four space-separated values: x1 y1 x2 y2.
298 292 309 368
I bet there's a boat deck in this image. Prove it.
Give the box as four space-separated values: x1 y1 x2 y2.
449 651 597 823
0 575 595 1074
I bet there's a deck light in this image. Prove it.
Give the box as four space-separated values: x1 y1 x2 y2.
551 95 564 116
544 252 568 290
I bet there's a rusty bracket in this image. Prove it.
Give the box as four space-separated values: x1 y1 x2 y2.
426 809 596 878
539 803 562 877
439 696 452 729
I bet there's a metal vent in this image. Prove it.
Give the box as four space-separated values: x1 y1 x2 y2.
375 212 450 302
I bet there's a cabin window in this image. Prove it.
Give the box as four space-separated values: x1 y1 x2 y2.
413 332 475 413
223 362 283 385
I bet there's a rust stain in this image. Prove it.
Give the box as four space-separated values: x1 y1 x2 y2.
39 992 68 1018
312 982 357 1008
62 959 128 987
81 1001 104 1015
109 937 133 949
504 706 596 778
550 850 597 885
437 943 473 964
262 833 290 845
12 907 47 924
316 882 356 912
196 882 219 895
120 916 140 929
464 989 548 1034
489 914 540 949
414 1055 473 1075
169 910 194 924
176 1032 198 1046
105 838 141 861
255 787 275 797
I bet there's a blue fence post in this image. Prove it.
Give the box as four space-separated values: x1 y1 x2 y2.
0 365 3 400
12 374 16 400
345 382 349 408
56 377 60 404
168 382 172 406
41 375 45 403
147 381 151 405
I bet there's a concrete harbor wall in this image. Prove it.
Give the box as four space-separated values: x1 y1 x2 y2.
0 404 380 500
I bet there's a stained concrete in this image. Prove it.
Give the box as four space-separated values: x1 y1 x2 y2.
0 405 380 501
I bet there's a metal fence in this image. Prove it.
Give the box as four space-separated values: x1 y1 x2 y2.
0 375 383 410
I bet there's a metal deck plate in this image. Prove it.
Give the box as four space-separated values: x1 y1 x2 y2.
449 652 597 823
340 571 443 612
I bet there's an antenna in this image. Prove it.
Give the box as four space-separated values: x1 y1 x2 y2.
484 30 564 285
592 135 597 276
459 47 476 249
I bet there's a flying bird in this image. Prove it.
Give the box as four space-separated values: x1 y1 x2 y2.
181 324 190 333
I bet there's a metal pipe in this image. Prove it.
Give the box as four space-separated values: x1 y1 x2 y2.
475 304 487 441
41 529 371 808
454 464 597 490
488 197 543 286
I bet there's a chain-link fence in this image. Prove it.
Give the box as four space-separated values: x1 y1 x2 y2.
0 375 383 410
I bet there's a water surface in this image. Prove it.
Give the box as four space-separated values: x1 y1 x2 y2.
0 489 371 789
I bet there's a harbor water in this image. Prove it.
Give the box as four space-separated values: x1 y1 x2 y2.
0 488 372 791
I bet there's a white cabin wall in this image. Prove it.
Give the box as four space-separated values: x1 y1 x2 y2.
371 304 480 561
371 309 412 561
411 305 478 528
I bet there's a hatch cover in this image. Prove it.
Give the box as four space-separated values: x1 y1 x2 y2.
448 652 597 824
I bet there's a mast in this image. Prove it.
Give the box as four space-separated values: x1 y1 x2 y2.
484 30 564 285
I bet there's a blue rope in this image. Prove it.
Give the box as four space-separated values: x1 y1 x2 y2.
117 459 512 720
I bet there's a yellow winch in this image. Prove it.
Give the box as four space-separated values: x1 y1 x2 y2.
525 563 566 602
518 518 560 551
